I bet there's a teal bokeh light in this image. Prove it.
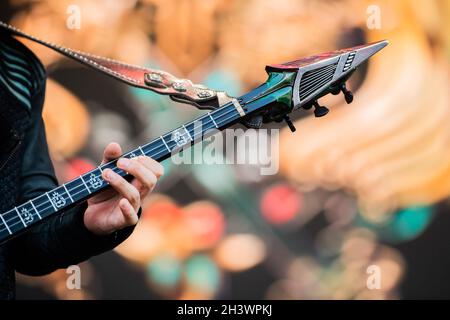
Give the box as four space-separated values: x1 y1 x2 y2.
147 253 182 289
203 68 242 97
359 205 434 243
393 206 434 240
184 255 220 294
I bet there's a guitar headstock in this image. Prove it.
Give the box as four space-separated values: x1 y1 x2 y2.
239 40 388 131
267 40 388 117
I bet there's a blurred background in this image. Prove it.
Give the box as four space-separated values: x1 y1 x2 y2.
1 0 449 299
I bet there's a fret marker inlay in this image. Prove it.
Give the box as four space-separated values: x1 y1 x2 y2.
50 191 66 208
87 173 102 190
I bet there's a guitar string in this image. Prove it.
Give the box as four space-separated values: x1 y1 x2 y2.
0 105 243 233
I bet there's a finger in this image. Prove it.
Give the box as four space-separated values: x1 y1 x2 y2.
118 198 139 226
101 142 122 164
102 169 140 209
136 156 164 178
87 187 116 204
129 177 151 199
130 177 153 199
117 158 157 195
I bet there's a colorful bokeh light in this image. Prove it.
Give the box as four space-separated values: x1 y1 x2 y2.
260 184 302 225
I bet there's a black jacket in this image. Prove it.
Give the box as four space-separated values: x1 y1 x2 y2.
0 31 135 300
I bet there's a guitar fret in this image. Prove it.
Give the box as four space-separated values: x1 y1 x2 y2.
65 179 90 202
29 200 42 219
161 136 171 152
33 194 54 218
208 112 219 128
182 124 193 141
138 146 145 156
45 192 57 211
63 184 74 203
0 214 11 234
15 207 27 227
80 175 92 193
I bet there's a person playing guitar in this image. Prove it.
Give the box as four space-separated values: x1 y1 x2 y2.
0 21 387 300
0 28 163 300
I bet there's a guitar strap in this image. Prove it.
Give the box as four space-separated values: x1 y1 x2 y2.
0 20 231 110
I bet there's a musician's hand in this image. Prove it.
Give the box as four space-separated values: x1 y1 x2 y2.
84 142 164 235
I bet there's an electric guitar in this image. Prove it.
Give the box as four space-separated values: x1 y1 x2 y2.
0 21 387 244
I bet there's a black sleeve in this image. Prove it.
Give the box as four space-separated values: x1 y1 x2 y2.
10 80 137 276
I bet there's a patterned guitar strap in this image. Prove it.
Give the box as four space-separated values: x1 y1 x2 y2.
0 20 235 110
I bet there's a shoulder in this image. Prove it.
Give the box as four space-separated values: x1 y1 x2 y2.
0 30 47 111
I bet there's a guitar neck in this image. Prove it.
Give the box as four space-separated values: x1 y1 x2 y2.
0 101 244 244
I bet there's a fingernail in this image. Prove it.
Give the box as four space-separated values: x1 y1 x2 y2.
118 158 130 169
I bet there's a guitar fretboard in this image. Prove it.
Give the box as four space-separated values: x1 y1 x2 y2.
0 101 243 243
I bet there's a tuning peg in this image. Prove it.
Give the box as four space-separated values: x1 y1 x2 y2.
340 83 353 104
313 101 329 117
283 115 296 132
